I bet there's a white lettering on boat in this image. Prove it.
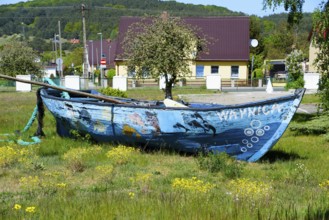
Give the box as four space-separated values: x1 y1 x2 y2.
216 103 284 121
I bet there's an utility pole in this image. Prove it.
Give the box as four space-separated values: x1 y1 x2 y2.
58 20 63 79
21 22 25 41
81 4 89 89
98 32 103 87
54 33 58 71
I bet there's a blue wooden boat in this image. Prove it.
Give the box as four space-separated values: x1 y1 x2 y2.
39 88 305 162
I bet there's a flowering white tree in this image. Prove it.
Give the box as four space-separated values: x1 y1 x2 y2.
285 49 305 89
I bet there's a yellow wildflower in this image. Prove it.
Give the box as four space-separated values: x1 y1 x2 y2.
19 176 41 191
319 180 329 189
25 206 36 213
129 192 135 199
56 183 67 188
172 177 215 193
106 145 139 164
13 204 21 210
227 178 272 202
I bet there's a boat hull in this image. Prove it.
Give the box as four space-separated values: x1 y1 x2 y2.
40 89 305 162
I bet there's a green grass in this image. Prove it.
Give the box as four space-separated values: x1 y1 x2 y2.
1 89 329 219
302 93 321 104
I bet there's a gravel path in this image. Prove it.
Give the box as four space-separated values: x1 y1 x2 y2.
179 91 294 105
179 91 319 114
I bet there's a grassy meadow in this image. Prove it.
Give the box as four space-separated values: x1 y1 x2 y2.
0 86 329 219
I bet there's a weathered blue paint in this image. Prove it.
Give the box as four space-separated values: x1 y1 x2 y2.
40 88 305 162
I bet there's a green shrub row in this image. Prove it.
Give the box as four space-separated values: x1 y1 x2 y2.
290 113 329 136
98 87 128 98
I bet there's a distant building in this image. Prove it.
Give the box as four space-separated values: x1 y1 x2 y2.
114 16 250 82
308 32 319 73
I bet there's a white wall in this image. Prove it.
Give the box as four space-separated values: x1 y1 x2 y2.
304 72 320 90
16 75 32 92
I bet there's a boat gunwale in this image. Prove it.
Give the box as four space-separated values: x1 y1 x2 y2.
40 88 305 112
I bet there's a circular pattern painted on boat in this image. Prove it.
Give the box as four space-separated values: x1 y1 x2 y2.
244 128 254 136
256 129 265 136
241 147 247 152
242 139 249 144
250 120 262 129
251 136 259 143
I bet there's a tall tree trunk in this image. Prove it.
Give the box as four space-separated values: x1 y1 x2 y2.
164 74 175 99
165 82 173 99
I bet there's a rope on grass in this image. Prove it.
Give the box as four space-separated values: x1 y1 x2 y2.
1 77 69 145
0 87 45 146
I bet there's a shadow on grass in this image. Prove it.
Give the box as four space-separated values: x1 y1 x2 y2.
260 149 304 163
292 112 316 123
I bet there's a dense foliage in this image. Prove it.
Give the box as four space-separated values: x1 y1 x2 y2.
98 87 128 98
0 39 41 76
0 0 241 40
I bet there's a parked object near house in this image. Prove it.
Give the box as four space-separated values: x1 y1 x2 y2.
16 75 32 92
304 72 320 90
206 75 221 90
113 76 127 91
64 75 80 90
39 87 305 162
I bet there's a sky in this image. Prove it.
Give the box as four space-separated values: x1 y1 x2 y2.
176 0 324 17
0 0 325 17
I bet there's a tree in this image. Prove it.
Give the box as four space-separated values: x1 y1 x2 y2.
263 0 306 25
122 14 207 99
313 3 329 110
263 21 295 59
63 47 84 76
0 40 41 77
285 49 305 89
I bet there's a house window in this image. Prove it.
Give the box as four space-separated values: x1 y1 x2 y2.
128 67 136 78
196 65 204 78
231 66 239 78
211 66 219 74
141 67 150 78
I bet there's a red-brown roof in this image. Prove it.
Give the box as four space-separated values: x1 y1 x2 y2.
115 16 250 62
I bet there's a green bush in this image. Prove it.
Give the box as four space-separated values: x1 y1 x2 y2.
253 68 264 79
197 152 244 178
290 113 329 135
107 69 116 79
98 87 128 98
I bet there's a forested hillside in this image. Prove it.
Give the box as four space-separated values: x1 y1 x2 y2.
0 0 313 60
0 0 242 40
